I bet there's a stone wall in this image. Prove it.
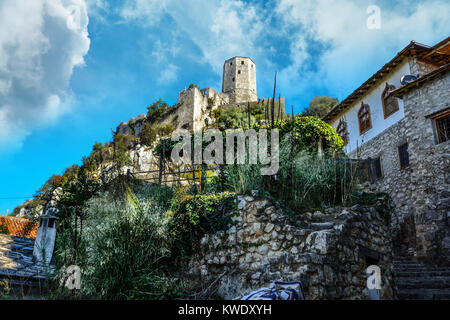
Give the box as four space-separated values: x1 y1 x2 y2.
409 57 439 77
188 196 394 300
350 70 450 265
400 70 450 264
222 57 257 104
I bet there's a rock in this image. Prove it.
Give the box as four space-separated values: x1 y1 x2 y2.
254 200 268 209
238 200 247 210
258 245 269 255
305 231 335 254
311 222 334 230
227 226 236 235
264 223 275 233
264 206 276 215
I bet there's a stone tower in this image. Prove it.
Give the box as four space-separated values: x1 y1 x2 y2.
222 57 257 104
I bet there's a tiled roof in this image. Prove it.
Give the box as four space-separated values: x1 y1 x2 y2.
0 234 54 281
322 37 450 123
0 216 38 238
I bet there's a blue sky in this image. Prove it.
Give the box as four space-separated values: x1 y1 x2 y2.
0 0 449 214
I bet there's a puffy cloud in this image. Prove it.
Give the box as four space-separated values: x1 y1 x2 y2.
120 0 268 75
118 0 450 102
158 63 179 84
120 0 167 25
0 0 90 150
275 0 450 97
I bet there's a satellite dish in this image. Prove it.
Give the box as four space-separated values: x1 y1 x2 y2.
401 75 418 85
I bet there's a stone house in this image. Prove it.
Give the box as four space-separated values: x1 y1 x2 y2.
323 37 450 265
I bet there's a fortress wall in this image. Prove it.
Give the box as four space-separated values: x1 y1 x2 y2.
188 195 394 300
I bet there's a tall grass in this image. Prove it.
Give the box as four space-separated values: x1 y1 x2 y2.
212 138 358 212
54 184 184 300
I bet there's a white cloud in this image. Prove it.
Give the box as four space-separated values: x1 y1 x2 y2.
120 0 167 25
158 64 179 84
0 0 90 150
118 0 450 104
120 0 268 76
275 0 450 98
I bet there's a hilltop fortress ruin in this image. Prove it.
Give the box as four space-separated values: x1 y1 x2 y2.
116 57 283 136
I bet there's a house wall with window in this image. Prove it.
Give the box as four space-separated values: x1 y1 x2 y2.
398 70 450 264
330 61 410 154
343 70 450 264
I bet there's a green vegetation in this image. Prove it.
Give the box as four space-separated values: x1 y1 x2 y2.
302 96 339 118
146 99 170 123
53 179 236 299
140 122 174 146
212 101 285 131
10 94 388 301
277 115 344 152
169 192 237 257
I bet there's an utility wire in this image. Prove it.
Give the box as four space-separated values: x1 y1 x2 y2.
0 197 34 200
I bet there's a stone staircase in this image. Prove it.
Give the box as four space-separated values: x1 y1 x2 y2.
394 258 450 300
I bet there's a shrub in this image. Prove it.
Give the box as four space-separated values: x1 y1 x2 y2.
55 185 184 300
140 123 174 147
169 192 237 257
147 100 169 123
277 116 344 153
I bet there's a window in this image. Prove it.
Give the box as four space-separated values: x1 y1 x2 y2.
398 143 409 169
48 218 56 228
241 61 244 65
230 62 232 66
430 109 450 144
238 70 241 74
373 157 383 179
358 102 372 134
336 119 349 146
232 77 235 82
382 83 399 118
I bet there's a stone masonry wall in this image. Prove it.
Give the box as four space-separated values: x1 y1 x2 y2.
409 57 439 77
401 71 450 264
188 196 394 300
349 71 450 265
222 57 257 104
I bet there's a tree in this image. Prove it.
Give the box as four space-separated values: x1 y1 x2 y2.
147 99 169 123
277 116 344 153
302 96 339 118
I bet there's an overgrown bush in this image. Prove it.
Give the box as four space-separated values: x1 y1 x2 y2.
169 192 237 257
140 122 174 146
147 99 169 123
54 184 185 300
277 116 344 153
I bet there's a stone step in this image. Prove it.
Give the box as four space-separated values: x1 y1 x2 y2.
394 267 450 273
395 270 450 277
395 277 450 289
397 289 450 300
